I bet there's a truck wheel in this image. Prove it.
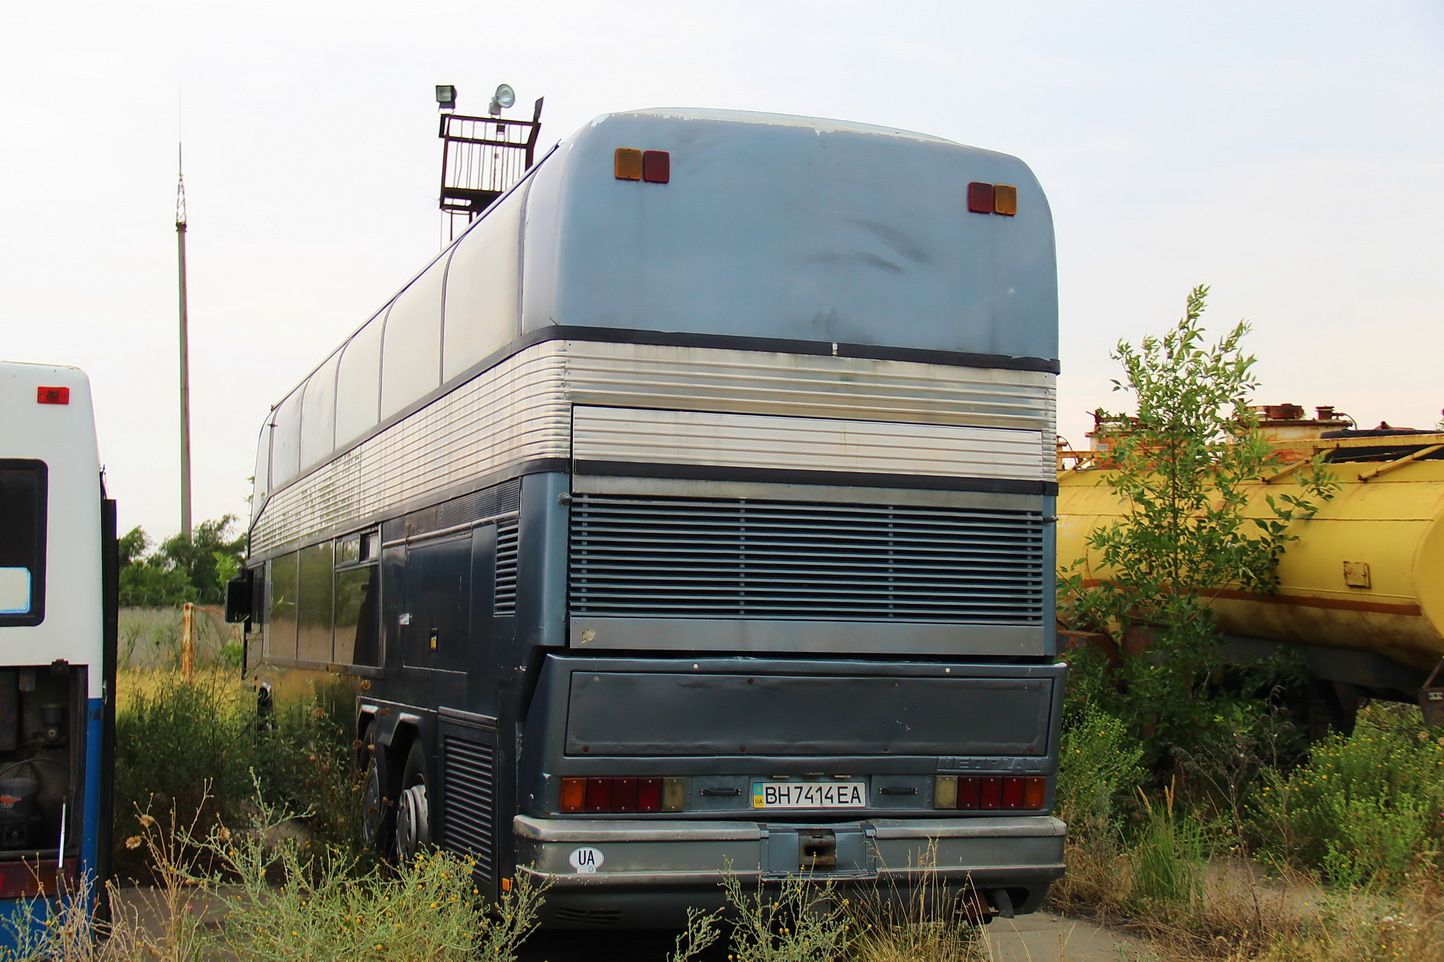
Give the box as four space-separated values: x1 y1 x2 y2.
395 739 432 863
360 725 396 853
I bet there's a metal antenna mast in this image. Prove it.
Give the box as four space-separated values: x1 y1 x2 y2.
175 141 192 542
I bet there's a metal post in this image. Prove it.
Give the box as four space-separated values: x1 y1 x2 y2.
176 146 192 543
181 602 195 684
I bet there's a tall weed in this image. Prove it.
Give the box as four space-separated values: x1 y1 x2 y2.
1130 783 1208 907
1 788 546 962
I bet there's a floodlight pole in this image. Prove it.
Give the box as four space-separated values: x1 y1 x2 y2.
176 144 193 543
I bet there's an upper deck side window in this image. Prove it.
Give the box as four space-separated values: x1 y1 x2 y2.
0 460 47 626
381 256 450 420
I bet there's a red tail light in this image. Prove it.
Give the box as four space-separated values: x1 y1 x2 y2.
636 777 661 813
958 776 980 809
37 387 70 405
611 777 637 813
980 776 1002 810
584 777 613 813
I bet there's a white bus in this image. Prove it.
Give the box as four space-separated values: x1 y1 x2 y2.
235 108 1065 926
0 361 116 941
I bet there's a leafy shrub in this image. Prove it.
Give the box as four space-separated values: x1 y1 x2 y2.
1251 704 1444 887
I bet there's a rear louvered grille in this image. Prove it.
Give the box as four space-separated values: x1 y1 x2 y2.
442 737 495 881
494 517 519 615
569 495 1045 622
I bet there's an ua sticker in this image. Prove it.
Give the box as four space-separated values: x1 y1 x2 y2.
568 847 604 874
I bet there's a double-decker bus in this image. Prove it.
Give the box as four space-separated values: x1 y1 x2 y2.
0 361 117 941
233 108 1065 926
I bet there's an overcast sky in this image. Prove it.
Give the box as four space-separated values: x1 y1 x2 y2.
3 1 1441 542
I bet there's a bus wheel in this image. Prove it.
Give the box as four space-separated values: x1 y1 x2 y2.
395 740 431 863
360 725 395 853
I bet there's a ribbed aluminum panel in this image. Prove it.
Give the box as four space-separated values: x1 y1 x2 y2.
566 343 1055 439
569 494 1045 623
253 345 570 553
442 736 495 881
253 340 1056 553
574 406 1044 482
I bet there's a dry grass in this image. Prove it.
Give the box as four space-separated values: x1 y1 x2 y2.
1053 832 1444 962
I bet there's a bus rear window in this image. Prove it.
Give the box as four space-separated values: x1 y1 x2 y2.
0 460 46 625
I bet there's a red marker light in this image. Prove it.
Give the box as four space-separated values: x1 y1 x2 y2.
642 150 670 183
967 182 995 214
37 386 70 405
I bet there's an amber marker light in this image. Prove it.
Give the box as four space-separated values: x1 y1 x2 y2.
614 148 643 180
993 185 1018 216
560 777 586 813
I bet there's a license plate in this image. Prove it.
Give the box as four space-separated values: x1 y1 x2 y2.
751 781 866 809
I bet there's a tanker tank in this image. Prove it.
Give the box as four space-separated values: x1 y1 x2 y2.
1056 405 1444 708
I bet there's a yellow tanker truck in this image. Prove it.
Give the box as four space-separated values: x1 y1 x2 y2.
1056 406 1444 727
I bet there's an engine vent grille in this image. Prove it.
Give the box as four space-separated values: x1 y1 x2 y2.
441 736 495 882
569 494 1045 623
494 517 520 616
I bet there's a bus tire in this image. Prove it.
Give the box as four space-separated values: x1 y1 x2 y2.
396 739 431 863
360 724 396 854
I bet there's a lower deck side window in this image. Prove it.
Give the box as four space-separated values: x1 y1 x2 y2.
0 460 46 626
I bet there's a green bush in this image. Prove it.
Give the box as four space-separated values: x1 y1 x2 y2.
1251 704 1444 887
1056 704 1146 837
113 671 361 877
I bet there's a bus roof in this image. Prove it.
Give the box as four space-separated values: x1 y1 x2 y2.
521 108 1056 363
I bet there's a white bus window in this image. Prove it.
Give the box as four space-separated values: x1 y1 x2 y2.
381 257 448 420
297 542 333 663
299 353 339 470
443 185 525 381
270 392 303 488
0 461 45 625
336 316 383 446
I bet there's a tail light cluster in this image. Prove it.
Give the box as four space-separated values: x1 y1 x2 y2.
934 775 1047 811
614 148 670 183
967 181 1018 216
560 776 686 814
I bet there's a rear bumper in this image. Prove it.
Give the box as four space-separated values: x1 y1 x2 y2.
513 814 1066 928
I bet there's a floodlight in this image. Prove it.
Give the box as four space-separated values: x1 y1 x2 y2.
435 85 457 112
489 83 516 115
